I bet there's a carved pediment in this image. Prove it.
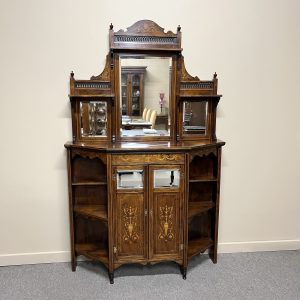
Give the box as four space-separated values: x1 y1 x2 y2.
110 20 181 51
114 20 177 37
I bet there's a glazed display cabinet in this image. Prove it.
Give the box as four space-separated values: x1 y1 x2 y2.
65 20 225 283
121 66 146 116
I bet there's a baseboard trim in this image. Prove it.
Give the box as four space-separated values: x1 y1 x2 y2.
218 239 300 253
1 240 299 266
0 251 71 267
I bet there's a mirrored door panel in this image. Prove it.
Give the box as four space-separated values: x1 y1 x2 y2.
80 101 107 137
182 101 208 136
117 170 144 189
153 169 180 188
119 56 172 138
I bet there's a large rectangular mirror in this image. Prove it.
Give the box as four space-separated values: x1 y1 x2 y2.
119 56 172 138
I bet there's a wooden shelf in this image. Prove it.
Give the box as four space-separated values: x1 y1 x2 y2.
189 177 217 183
74 205 108 222
72 181 107 186
188 201 215 219
75 243 108 265
188 238 213 258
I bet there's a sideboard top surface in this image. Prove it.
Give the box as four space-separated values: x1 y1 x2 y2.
64 140 225 153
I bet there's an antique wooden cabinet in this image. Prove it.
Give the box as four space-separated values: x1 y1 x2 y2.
65 20 225 284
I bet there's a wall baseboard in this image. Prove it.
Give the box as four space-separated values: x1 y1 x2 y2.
218 239 300 253
0 251 71 267
0 240 299 266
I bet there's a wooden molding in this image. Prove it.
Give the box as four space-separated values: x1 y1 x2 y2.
189 148 217 162
181 57 200 81
112 153 185 165
90 55 111 81
71 149 107 164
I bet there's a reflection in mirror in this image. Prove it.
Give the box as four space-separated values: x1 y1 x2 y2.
117 170 143 189
183 101 208 135
120 56 172 137
154 169 180 188
80 101 107 137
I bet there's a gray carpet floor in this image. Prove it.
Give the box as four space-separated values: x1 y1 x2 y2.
1 251 299 300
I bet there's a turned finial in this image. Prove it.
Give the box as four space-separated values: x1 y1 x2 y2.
177 25 181 32
213 72 217 79
109 23 113 30
70 71 74 78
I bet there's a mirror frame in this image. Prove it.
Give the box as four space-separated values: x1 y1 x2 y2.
69 20 221 143
115 53 177 142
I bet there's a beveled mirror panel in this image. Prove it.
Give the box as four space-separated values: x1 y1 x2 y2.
120 56 172 138
154 169 180 188
80 101 107 137
182 101 208 135
117 170 144 189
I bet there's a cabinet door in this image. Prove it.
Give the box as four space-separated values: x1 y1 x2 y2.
149 165 184 260
113 166 147 263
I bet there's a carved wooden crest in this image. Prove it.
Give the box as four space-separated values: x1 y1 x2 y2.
110 20 181 51
114 20 177 37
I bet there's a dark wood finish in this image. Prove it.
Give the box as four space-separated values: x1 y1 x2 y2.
188 238 214 258
188 201 215 219
74 205 108 222
65 20 225 283
75 243 108 265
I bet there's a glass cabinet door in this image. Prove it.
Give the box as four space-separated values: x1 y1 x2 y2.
131 74 141 116
121 74 127 115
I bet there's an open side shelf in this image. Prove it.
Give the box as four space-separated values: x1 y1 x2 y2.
74 205 108 222
189 177 217 183
188 238 214 259
72 155 107 184
188 201 215 219
72 182 107 186
75 243 108 266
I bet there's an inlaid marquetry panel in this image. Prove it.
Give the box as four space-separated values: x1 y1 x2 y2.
115 193 146 261
112 153 184 165
152 193 181 257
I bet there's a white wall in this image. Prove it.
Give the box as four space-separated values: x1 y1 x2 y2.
0 0 299 265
